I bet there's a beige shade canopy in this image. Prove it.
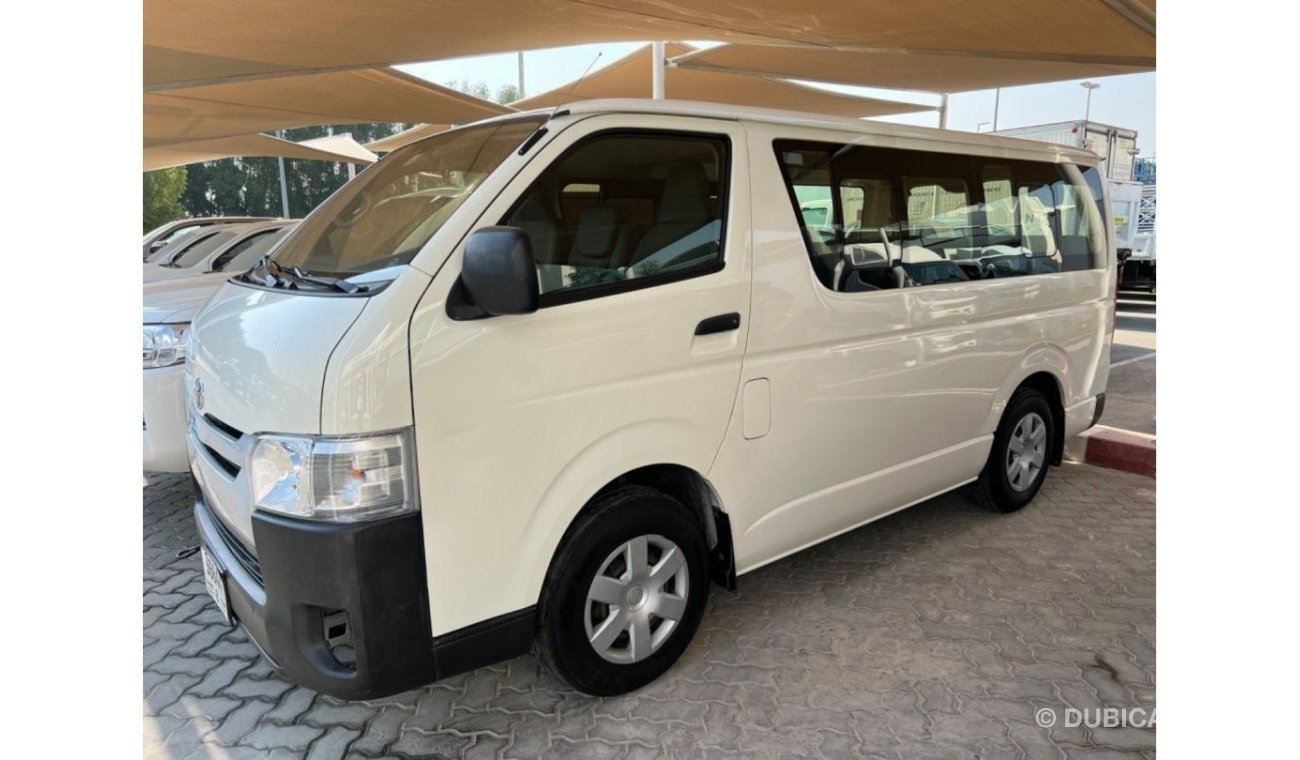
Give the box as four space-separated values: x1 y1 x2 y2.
672 44 1152 95
295 134 379 164
146 68 511 148
364 124 452 153
145 0 1154 90
144 132 379 171
511 44 932 119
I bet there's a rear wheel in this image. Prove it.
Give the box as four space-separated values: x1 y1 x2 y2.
537 486 710 696
970 387 1055 513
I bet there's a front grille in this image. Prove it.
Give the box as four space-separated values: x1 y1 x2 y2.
205 413 243 440
203 443 241 477
197 413 244 477
208 502 263 587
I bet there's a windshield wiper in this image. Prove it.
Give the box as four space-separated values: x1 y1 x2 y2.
237 257 367 293
283 265 367 294
237 256 288 288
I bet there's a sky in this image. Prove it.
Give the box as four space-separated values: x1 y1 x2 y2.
400 42 1157 158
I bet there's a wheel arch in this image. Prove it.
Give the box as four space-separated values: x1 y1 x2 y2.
984 346 1070 466
1016 371 1066 465
538 463 738 603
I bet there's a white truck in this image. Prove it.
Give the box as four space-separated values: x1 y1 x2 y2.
993 121 1154 291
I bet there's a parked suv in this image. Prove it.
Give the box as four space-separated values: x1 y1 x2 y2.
144 223 296 471
144 221 295 283
143 216 277 260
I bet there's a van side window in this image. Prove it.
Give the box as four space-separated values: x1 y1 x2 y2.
773 140 1107 292
905 177 972 250
504 133 729 302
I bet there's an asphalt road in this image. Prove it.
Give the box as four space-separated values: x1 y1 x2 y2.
1107 291 1156 435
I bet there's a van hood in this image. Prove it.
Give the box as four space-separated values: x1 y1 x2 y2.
143 273 230 324
187 281 368 435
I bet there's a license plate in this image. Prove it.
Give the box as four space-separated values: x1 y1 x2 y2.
201 547 233 626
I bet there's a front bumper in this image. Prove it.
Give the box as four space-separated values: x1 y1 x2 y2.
194 484 437 699
143 364 188 472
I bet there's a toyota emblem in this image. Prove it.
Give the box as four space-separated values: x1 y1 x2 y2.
193 377 205 411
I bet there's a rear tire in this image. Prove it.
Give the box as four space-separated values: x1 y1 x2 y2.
970 387 1055 513
537 486 710 696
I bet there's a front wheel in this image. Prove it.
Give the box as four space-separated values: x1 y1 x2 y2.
970 387 1055 513
537 486 710 696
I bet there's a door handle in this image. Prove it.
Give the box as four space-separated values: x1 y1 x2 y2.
694 313 741 336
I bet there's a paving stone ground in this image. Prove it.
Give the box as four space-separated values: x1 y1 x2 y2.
144 464 1155 759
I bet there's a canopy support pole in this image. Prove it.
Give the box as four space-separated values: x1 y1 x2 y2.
652 41 666 99
342 131 357 180
517 51 526 98
938 93 949 129
993 88 1001 130
276 129 290 217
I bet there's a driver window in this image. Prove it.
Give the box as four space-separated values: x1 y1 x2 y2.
502 132 729 300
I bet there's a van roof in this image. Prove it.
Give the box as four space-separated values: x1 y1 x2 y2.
508 98 1100 165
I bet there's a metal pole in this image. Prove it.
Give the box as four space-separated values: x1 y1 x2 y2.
517 51 526 98
1080 82 1100 142
652 41 666 100
342 131 356 181
276 129 290 218
992 88 1001 130
938 93 949 129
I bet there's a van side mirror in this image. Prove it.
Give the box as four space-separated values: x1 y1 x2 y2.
452 227 539 319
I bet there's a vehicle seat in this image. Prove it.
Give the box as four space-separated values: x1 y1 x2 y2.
899 244 944 263
632 162 713 263
568 206 636 270
513 195 563 266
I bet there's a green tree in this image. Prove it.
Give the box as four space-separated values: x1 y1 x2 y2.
143 166 188 233
445 79 492 101
178 122 407 219
446 79 520 106
496 83 520 104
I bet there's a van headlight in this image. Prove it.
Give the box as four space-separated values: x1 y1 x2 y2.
143 323 189 368
248 429 417 521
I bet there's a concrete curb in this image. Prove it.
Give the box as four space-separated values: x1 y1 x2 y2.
1064 425 1156 477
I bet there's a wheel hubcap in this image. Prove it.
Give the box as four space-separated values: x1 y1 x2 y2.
1006 411 1048 492
584 534 689 664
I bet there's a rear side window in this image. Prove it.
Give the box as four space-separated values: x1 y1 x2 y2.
211 229 277 271
224 227 293 272
502 132 729 303
169 230 239 268
159 225 203 246
773 140 1107 293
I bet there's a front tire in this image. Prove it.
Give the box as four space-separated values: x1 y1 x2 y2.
537 486 710 696
971 387 1055 513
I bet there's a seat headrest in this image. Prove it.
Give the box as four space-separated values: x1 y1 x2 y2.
515 194 557 223
900 244 944 264
572 206 624 260
658 162 711 224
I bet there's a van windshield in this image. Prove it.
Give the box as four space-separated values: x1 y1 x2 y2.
271 117 546 277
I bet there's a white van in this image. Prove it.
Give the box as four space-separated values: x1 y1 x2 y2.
186 100 1113 699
